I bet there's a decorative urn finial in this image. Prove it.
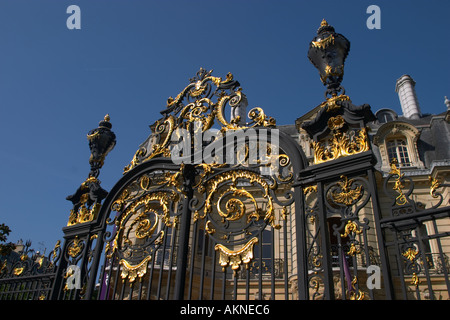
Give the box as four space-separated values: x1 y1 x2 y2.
308 19 350 97
86 114 116 178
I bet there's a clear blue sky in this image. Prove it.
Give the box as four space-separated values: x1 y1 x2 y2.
0 0 449 253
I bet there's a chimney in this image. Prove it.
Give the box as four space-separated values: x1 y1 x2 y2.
395 75 421 119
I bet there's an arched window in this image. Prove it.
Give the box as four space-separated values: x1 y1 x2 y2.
386 138 411 167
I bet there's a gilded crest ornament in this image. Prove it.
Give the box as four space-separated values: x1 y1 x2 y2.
311 127 369 165
215 237 259 272
67 236 83 258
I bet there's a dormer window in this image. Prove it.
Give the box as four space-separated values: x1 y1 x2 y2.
373 121 424 172
375 109 398 124
386 138 411 167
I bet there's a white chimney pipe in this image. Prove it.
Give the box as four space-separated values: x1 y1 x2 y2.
395 75 421 119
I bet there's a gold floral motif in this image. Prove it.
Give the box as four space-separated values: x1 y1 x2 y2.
411 273 420 288
327 115 345 130
205 220 215 234
67 236 83 258
402 247 419 262
312 255 323 268
331 175 363 206
133 210 159 239
348 276 366 300
13 267 24 276
346 243 361 257
303 185 318 194
48 240 61 268
312 127 369 165
215 237 258 272
124 116 175 173
217 186 257 222
119 255 152 283
247 107 276 128
428 176 441 198
111 189 131 212
341 220 363 238
389 159 407 206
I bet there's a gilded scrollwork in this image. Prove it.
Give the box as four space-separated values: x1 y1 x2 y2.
193 169 278 228
106 190 179 259
318 94 350 112
311 127 369 165
123 68 277 173
189 160 293 274
104 168 184 289
67 176 106 226
388 158 408 206
348 276 366 300
429 176 441 198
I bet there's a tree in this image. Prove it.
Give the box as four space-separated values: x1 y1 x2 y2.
0 223 16 256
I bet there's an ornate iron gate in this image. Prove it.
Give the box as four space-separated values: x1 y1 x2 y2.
91 68 309 300
2 19 449 299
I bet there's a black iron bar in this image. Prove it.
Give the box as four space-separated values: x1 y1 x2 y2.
156 225 169 300
415 225 435 300
209 247 217 300
165 226 178 300
283 218 289 299
198 229 207 300
173 181 193 300
317 181 334 299
145 248 157 300
271 229 275 300
187 221 198 300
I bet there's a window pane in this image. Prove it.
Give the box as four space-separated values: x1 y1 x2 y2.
386 139 410 167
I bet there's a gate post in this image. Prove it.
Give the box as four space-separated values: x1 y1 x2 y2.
51 115 116 300
173 164 195 300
